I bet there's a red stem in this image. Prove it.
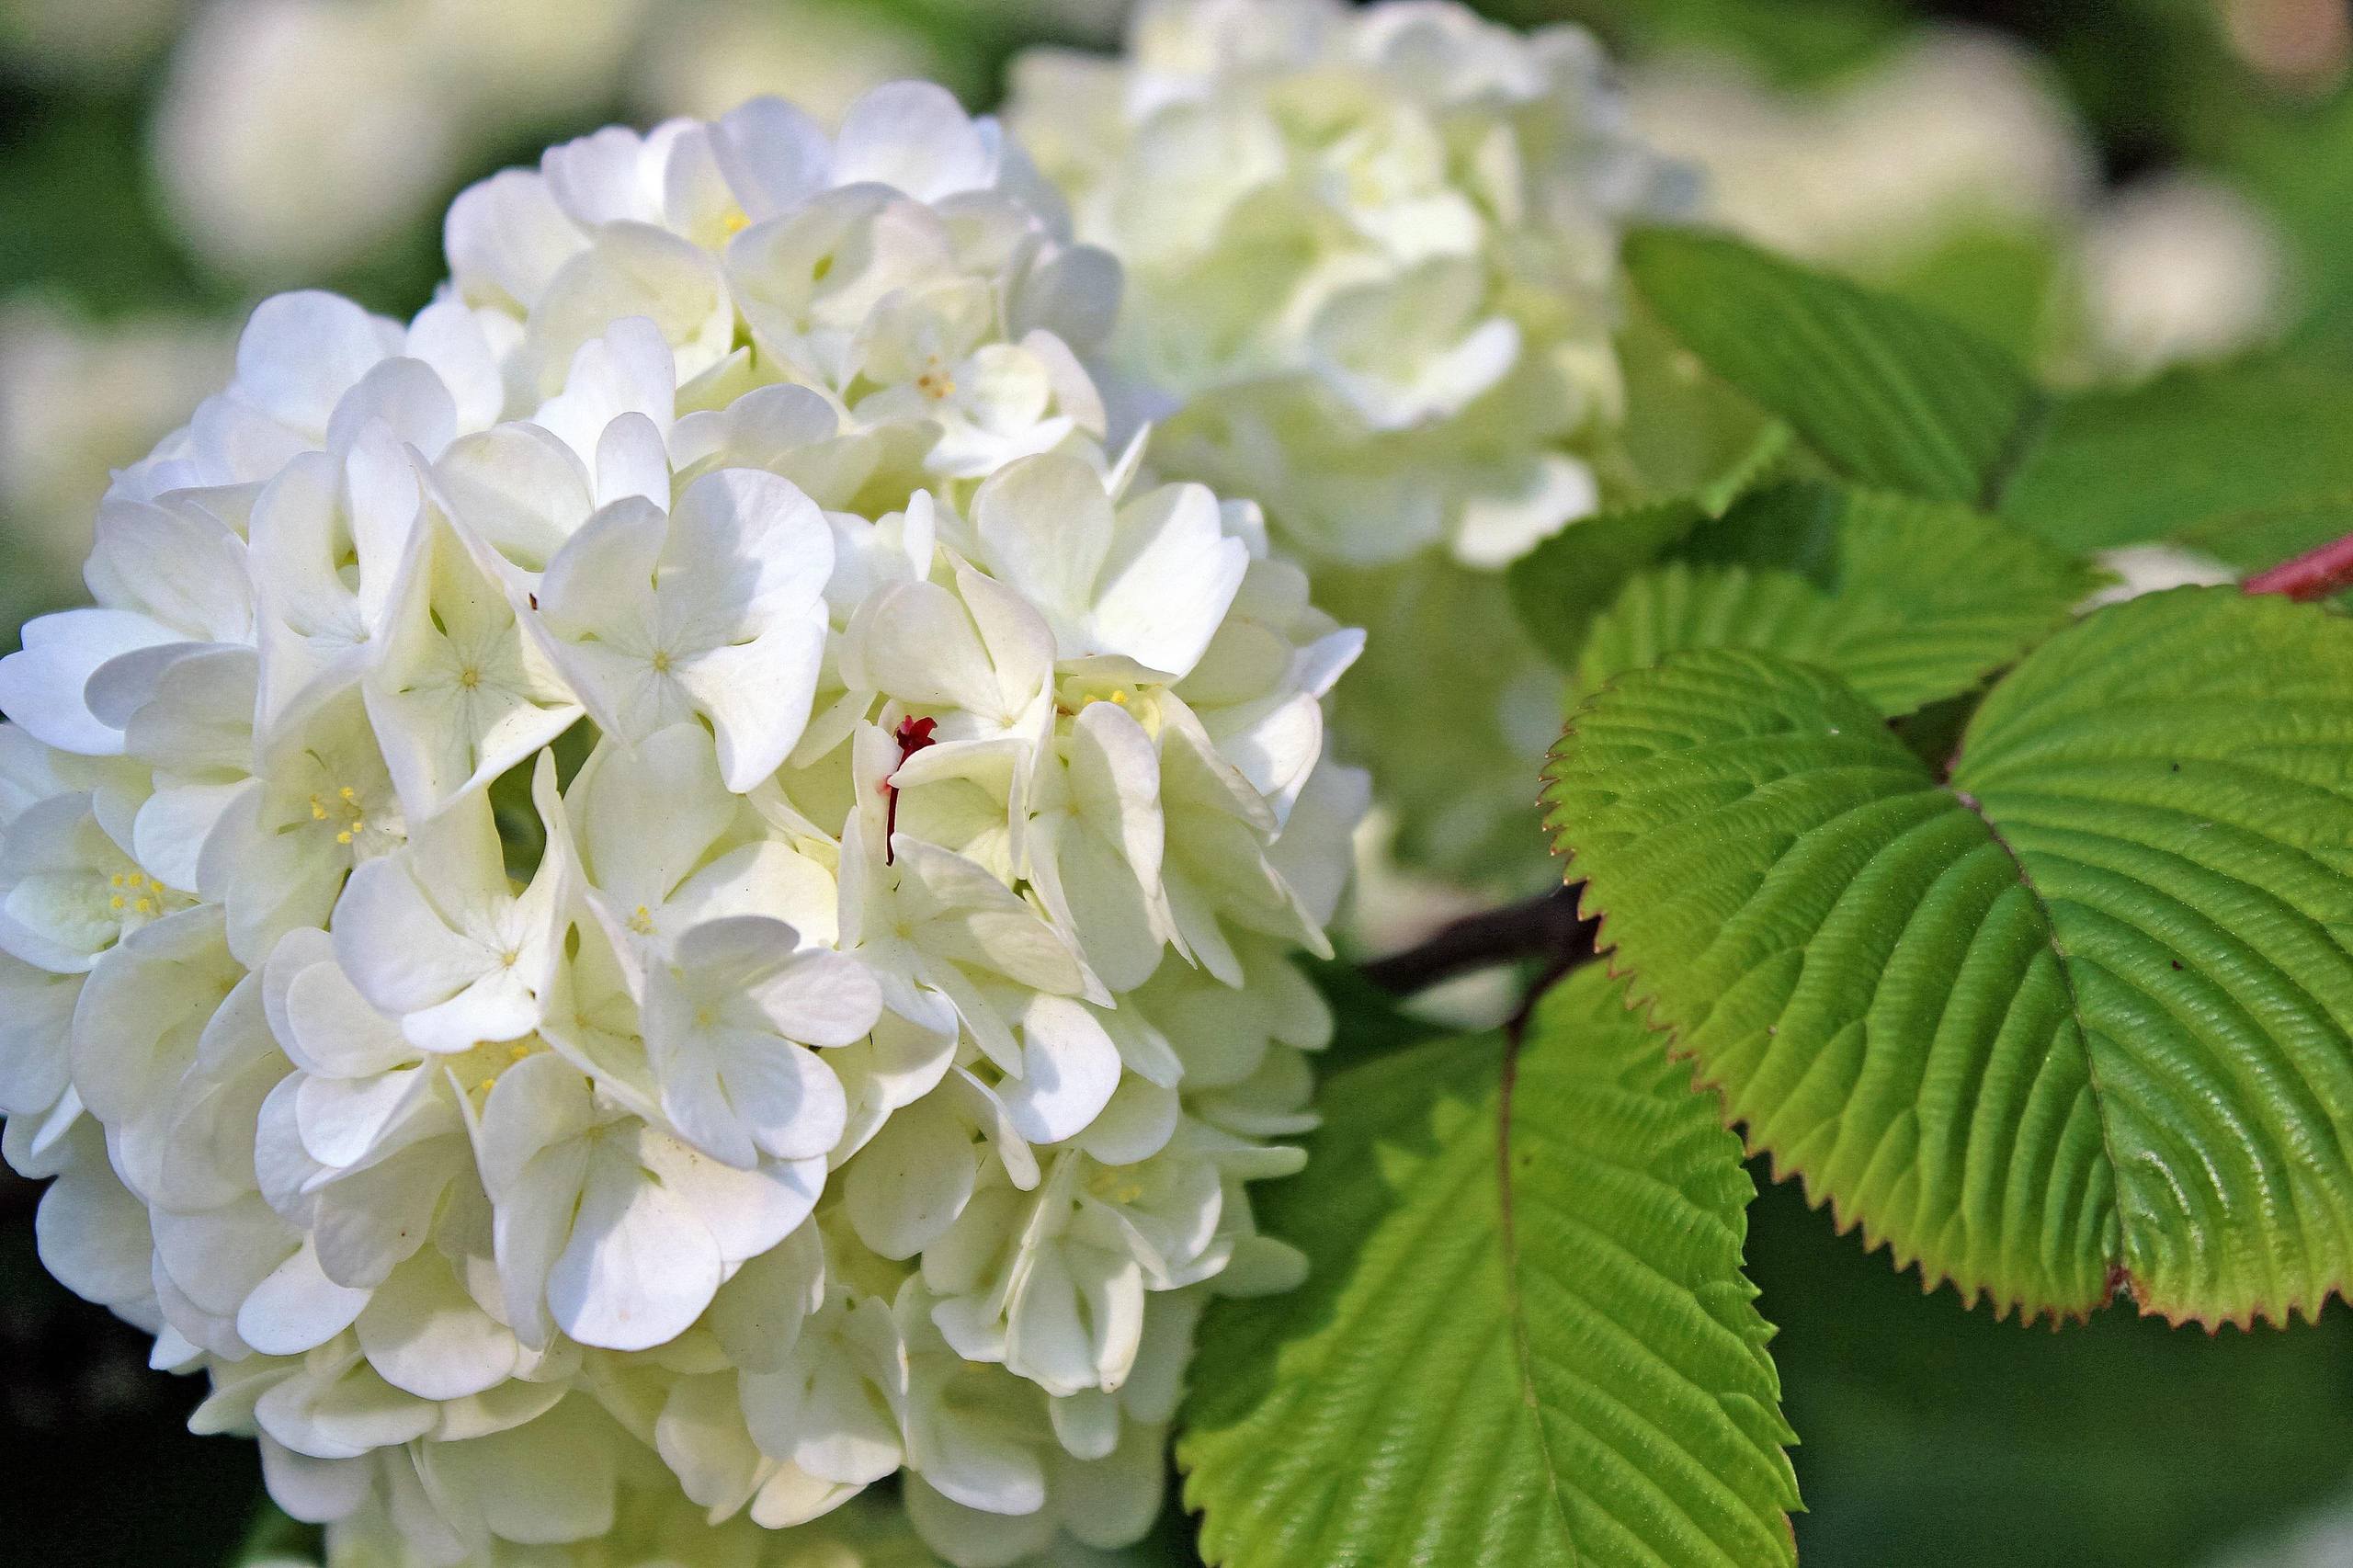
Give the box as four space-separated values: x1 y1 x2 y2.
2244 529 2353 600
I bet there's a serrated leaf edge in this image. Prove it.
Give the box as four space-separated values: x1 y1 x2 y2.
1538 680 2353 1335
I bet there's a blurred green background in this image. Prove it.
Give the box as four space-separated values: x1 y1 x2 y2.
6 1 2353 1563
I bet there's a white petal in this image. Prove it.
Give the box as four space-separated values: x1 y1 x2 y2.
546 1145 723 1351
357 1251 520 1401
0 608 179 755
234 291 404 436
997 995 1120 1145
834 82 996 200
238 1239 371 1356
843 1093 976 1260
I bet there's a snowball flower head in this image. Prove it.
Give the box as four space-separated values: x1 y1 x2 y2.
1008 0 1688 569
0 81 1363 1568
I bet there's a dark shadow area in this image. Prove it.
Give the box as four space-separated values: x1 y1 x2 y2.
1748 1160 2353 1568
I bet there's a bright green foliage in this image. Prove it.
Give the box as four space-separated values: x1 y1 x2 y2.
2177 494 2353 582
1626 229 2353 570
1181 968 1798 1568
1509 499 1710 676
1608 302 1798 513
1582 562 1843 697
1999 358 2353 555
1623 229 2041 506
1542 588 2353 1324
1575 488 2097 713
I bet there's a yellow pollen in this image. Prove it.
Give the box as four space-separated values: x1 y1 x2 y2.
336 830 355 845
507 1043 532 1062
723 210 751 235
339 787 358 801
1108 689 1129 705
108 873 124 888
651 650 672 674
312 797 329 820
458 667 481 689
133 898 154 915
628 903 656 935
110 895 126 912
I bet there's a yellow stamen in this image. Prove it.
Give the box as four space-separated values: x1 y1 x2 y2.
336 830 355 845
110 895 126 912
133 898 154 915
723 210 751 235
1108 689 1129 705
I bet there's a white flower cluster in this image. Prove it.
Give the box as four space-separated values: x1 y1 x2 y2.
1008 0 1688 570
0 83 1363 1568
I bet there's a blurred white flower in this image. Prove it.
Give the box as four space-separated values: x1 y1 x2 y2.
2084 543 2239 608
1628 30 2095 270
3 82 1361 1568
634 0 942 126
1008 0 1688 569
153 0 462 279
2076 173 2291 380
0 304 231 590
143 0 969 287
1627 30 2290 383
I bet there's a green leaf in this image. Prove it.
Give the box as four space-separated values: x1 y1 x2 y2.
1542 587 2353 1324
1625 228 2042 506
2000 359 2353 555
1579 562 1846 699
2177 494 2353 579
1607 301 1798 514
1870 223 2069 368
1508 498 1708 676
1181 966 1799 1568
1576 488 2098 715
233 1503 322 1565
1626 230 2353 569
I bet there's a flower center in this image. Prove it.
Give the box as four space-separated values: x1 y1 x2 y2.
1088 1165 1147 1206
108 869 167 917
311 784 368 846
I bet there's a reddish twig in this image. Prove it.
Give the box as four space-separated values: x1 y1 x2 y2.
2245 529 2353 600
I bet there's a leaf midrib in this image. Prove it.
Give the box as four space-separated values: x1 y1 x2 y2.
1948 783 2131 1303
1494 1033 1575 1563
1493 1021 1775 1568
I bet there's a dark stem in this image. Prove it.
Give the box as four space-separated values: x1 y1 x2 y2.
1359 883 1597 997
2244 529 2353 600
